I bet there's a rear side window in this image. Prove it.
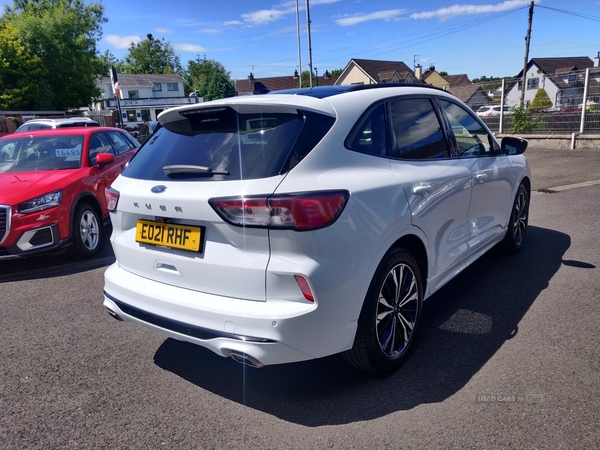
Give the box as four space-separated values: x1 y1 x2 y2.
345 103 387 157
123 107 333 181
388 98 448 160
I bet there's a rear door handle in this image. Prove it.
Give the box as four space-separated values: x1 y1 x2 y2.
475 173 488 182
412 184 432 196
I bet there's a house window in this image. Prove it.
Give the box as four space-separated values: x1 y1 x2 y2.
128 90 139 99
568 74 577 87
126 110 137 122
141 109 151 122
527 78 539 90
152 83 162 91
167 83 179 91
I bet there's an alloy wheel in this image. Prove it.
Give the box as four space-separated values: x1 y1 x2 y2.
376 263 420 358
79 210 100 251
512 189 528 247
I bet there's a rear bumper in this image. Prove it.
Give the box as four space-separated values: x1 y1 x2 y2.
103 263 357 366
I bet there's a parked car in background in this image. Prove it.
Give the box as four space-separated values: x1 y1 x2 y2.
16 117 100 133
103 84 530 374
476 105 512 117
0 127 139 259
135 121 159 145
0 141 15 162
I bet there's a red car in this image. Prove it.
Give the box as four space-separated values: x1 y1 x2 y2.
0 127 139 259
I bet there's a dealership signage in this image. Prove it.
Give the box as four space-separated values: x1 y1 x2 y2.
106 97 200 108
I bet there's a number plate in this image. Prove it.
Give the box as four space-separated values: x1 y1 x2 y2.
135 220 203 252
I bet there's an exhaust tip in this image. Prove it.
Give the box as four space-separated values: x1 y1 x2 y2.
230 351 264 368
105 307 124 321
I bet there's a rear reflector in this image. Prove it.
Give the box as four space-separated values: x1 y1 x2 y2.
209 191 349 231
294 275 315 302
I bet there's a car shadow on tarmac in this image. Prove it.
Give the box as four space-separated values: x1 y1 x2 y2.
0 226 114 283
153 225 571 426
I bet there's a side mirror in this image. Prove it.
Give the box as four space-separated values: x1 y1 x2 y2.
95 152 115 169
501 136 528 155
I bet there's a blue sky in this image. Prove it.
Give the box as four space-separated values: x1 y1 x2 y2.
20 1 600 80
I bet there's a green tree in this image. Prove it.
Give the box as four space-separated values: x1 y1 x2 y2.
120 33 182 75
97 49 121 77
529 88 553 112
511 105 545 134
186 56 234 100
2 0 107 110
205 71 236 101
0 22 46 109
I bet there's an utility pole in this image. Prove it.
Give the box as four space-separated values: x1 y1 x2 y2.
306 0 313 88
520 1 534 107
296 0 302 88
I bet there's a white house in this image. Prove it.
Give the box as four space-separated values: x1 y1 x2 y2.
334 59 420 86
505 55 600 109
93 73 200 127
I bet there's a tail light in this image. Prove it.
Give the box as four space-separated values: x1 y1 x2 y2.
209 191 349 231
106 187 120 212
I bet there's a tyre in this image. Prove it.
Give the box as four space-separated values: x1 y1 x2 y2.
70 203 102 258
344 248 423 374
500 183 529 254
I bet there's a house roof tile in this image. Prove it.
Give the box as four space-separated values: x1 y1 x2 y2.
447 83 486 103
350 58 413 82
444 74 470 85
523 57 594 77
234 74 339 95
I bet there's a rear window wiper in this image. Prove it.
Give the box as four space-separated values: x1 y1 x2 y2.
162 165 230 176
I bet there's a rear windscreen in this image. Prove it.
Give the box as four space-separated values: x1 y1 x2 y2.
122 107 334 181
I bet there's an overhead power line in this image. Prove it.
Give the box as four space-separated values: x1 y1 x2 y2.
535 5 600 23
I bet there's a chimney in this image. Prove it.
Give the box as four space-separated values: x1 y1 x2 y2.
415 64 422 80
595 52 600 67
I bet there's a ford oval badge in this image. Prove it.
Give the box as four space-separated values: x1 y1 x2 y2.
151 185 167 193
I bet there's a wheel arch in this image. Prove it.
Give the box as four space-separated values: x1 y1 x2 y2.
351 228 430 322
391 234 429 296
520 175 531 195
69 191 103 237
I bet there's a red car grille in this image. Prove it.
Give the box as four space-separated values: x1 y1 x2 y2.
0 206 8 244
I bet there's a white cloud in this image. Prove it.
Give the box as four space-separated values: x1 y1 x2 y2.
224 20 243 26
155 28 170 34
200 28 219 34
335 9 405 26
241 0 340 26
104 35 141 49
174 43 207 52
279 0 340 6
410 0 533 20
242 9 288 25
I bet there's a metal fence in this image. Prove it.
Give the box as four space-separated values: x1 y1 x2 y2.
449 67 600 135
